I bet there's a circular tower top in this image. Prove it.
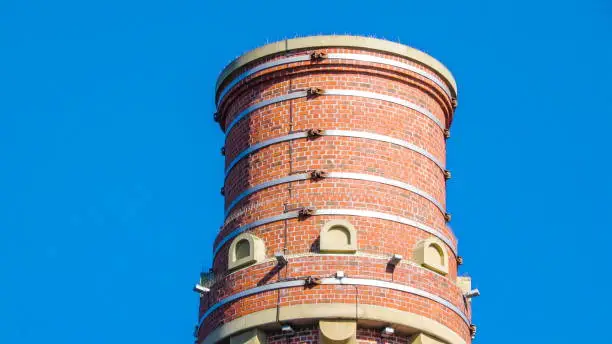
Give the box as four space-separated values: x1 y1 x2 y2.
215 35 458 99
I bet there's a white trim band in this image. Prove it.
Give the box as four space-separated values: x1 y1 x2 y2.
225 172 445 218
216 53 453 105
198 277 469 326
224 89 445 135
214 209 457 257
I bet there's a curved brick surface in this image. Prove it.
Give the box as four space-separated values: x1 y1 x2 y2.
199 37 469 344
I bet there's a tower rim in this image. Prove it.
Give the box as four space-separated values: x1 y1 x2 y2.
215 35 458 99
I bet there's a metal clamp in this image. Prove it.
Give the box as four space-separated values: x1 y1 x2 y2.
298 206 316 218
470 324 477 339
306 128 324 138
456 256 464 265
444 129 451 139
220 187 225 196
444 213 452 222
304 275 322 286
310 51 327 61
306 87 325 98
451 97 458 109
221 146 225 156
444 170 452 180
309 170 327 180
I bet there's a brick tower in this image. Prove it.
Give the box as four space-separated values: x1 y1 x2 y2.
196 35 476 344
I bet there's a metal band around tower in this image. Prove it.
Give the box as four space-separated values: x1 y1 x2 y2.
224 89 446 134
224 172 446 218
216 53 453 105
198 277 469 325
214 209 457 257
224 130 445 177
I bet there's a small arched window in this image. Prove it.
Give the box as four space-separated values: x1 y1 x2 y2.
235 239 250 260
228 233 265 270
415 238 449 275
320 220 357 253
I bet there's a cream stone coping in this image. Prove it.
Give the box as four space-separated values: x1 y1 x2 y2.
200 303 465 344
215 35 457 97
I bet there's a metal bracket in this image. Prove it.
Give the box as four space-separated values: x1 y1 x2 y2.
309 169 327 181
220 146 225 156
469 324 477 339
389 254 403 267
444 170 452 180
220 187 225 196
213 111 220 122
306 87 325 98
298 206 316 218
456 256 464 265
310 51 327 61
275 252 288 265
444 129 451 139
451 97 458 109
444 213 452 222
306 128 324 138
304 275 322 286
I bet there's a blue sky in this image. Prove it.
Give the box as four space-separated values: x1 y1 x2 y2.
1 1 610 343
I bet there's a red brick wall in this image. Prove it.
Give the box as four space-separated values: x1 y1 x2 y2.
200 45 468 343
